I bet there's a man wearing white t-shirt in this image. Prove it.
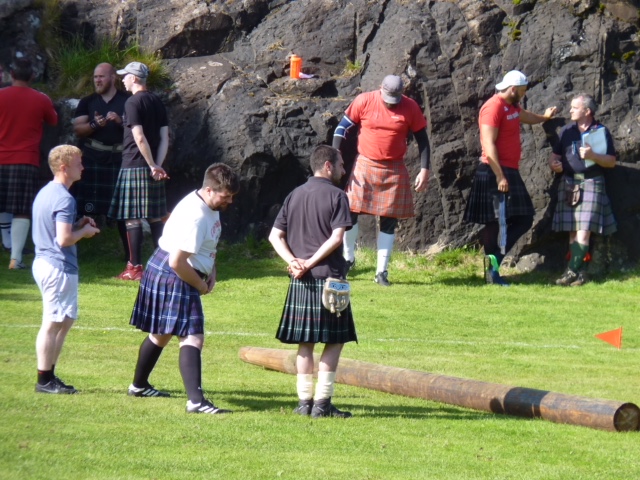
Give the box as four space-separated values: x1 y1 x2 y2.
127 163 240 414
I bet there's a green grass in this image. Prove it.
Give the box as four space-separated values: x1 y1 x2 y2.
34 0 169 98
1 228 640 479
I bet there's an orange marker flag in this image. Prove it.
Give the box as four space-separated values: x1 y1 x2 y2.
595 327 623 349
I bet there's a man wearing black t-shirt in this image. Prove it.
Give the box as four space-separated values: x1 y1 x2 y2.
109 62 169 281
73 63 130 260
269 145 357 418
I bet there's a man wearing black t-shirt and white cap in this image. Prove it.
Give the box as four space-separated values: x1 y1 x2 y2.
109 61 170 281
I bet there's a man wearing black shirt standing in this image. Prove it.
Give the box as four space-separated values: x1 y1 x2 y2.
109 62 169 281
73 63 130 260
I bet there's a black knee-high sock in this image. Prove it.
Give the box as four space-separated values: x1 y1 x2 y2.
132 337 164 388
149 221 164 249
126 223 143 266
505 215 534 254
481 222 502 264
117 220 130 262
179 345 205 404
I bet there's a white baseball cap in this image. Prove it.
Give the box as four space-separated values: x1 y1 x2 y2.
495 70 528 91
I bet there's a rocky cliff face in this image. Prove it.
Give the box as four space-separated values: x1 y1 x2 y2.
2 0 640 272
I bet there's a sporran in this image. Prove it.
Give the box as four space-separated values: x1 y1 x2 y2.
564 180 582 207
322 277 350 317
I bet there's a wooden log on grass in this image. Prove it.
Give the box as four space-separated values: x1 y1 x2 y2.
238 346 639 432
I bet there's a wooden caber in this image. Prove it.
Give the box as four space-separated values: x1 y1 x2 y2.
238 346 639 432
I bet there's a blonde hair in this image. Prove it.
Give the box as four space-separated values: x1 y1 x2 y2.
48 145 81 174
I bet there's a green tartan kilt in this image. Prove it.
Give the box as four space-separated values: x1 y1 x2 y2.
276 276 357 345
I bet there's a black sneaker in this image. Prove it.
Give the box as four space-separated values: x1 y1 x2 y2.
555 268 578 286
127 384 170 397
54 376 78 394
293 399 313 416
374 270 391 287
35 380 77 394
311 399 352 418
186 399 233 414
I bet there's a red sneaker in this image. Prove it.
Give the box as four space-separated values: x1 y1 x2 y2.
115 262 143 281
128 264 143 281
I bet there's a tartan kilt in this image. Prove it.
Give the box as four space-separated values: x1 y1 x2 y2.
0 164 39 215
109 167 167 220
73 153 122 215
130 248 204 336
463 163 534 224
276 276 357 345
552 176 617 235
346 154 414 218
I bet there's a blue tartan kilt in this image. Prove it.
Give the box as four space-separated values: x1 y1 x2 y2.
0 164 39 215
109 167 167 220
276 276 357 345
130 248 204 336
552 176 617 235
463 163 534 224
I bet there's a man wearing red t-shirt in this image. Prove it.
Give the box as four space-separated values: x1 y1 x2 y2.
464 70 557 285
0 58 58 270
333 75 430 286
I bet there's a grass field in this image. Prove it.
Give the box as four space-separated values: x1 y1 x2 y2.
1 227 639 479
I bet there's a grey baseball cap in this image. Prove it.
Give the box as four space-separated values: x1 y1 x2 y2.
117 61 149 79
380 75 404 104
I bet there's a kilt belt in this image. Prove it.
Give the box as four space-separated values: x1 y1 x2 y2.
85 139 123 152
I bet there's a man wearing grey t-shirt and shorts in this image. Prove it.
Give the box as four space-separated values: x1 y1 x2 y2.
32 145 100 394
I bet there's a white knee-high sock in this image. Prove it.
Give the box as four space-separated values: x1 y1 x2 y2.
10 218 30 263
314 371 336 401
343 222 358 262
296 374 314 401
376 232 395 273
0 212 12 249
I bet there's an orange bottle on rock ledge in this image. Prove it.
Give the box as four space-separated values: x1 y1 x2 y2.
289 55 301 79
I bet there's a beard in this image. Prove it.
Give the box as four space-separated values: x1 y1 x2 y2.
95 80 112 95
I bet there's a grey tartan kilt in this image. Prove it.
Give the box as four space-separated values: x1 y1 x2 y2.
0 164 39 215
276 276 358 345
463 163 534 224
552 176 617 235
130 248 204 336
109 166 167 220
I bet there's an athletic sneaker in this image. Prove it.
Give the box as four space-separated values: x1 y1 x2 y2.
35 380 78 395
8 259 27 270
555 268 578 286
115 262 143 281
186 399 233 414
570 271 588 287
311 399 352 418
127 384 170 397
374 270 391 287
54 376 78 394
293 399 313 416
484 255 509 286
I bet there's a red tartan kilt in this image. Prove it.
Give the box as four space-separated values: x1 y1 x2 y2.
345 154 414 218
